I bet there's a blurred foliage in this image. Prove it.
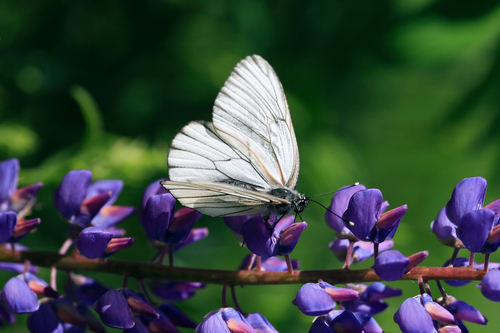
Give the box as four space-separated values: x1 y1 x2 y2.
2 0 500 332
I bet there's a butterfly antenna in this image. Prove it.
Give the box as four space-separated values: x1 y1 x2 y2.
308 198 353 225
307 182 360 199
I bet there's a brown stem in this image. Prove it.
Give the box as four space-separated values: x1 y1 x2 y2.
436 280 447 301
230 285 244 314
0 250 487 286
222 283 228 308
469 252 475 269
373 242 379 260
418 276 425 295
244 254 256 271
256 256 262 271
449 246 460 266
285 254 294 274
159 244 168 265
484 253 490 272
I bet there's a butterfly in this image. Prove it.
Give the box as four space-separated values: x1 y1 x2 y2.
161 55 308 218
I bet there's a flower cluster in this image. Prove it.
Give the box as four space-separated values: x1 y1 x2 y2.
2 158 500 332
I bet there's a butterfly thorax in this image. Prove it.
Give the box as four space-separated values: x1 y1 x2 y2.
267 187 308 214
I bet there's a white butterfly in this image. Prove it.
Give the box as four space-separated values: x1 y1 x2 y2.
161 55 308 218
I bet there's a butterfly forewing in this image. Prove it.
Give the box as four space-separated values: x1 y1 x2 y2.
164 55 303 217
213 55 300 188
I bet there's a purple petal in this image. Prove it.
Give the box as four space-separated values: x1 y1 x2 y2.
246 312 278 333
242 216 275 258
165 207 202 245
360 282 402 302
11 182 43 215
158 303 197 328
220 307 255 332
267 256 300 271
76 303 106 333
224 215 253 238
24 272 58 298
394 298 437 333
353 312 383 333
86 180 123 206
1 276 39 313
140 193 176 242
329 238 350 262
446 177 487 226
444 295 487 325
93 289 134 329
372 250 410 281
150 281 204 301
294 283 335 316
477 270 500 301
420 293 455 324
73 192 111 227
352 240 394 264
343 300 388 316
457 209 494 253
325 184 366 236
122 288 159 318
0 158 19 210
10 217 41 243
328 310 364 333
69 274 109 306
173 227 209 252
318 281 359 301
196 311 231 333
0 211 17 244
484 224 500 253
142 308 181 333
406 251 429 271
372 205 407 243
103 237 135 258
75 227 113 259
91 206 135 229
344 189 383 241
0 262 38 274
273 215 296 235
431 207 463 248
309 317 334 333
53 170 92 220
27 302 63 333
142 179 168 209
52 297 86 327
278 222 307 256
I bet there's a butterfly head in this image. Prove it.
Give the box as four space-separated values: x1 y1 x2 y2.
293 195 309 214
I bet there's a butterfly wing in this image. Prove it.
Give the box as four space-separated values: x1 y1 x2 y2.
161 180 290 217
166 55 301 217
212 55 300 189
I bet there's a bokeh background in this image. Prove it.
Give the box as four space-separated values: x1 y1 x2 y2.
2 0 500 331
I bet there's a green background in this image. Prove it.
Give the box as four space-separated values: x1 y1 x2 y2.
2 0 500 331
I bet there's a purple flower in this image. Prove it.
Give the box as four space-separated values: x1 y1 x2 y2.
353 312 384 333
122 288 159 318
325 184 366 239
173 227 209 252
140 180 202 245
293 282 358 316
75 227 113 259
372 250 410 281
0 211 17 244
358 282 402 302
1 275 39 313
93 289 134 329
246 312 278 333
477 270 500 301
0 158 43 218
239 255 300 271
68 274 109 306
224 215 253 242
431 207 464 248
294 283 336 316
150 281 205 301
53 170 134 228
419 293 455 324
10 217 41 243
394 297 437 333
140 308 181 333
343 189 407 243
327 310 364 332
329 238 394 264
445 177 490 226
24 272 58 298
196 308 256 332
442 295 487 326
27 302 63 333
242 215 307 258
